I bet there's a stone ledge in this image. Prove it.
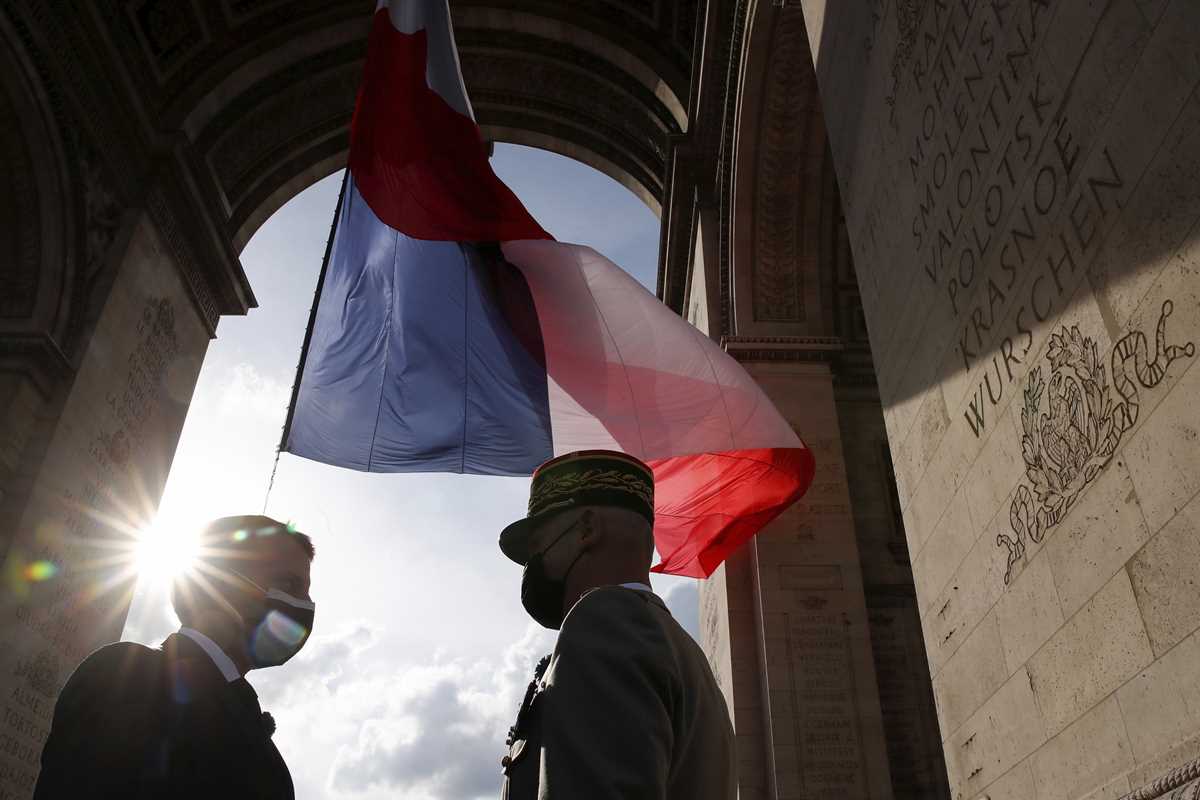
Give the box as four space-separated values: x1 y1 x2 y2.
721 335 844 362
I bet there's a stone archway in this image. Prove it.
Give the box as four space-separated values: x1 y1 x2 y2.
0 7 702 798
107 1 694 254
0 4 949 800
676 4 950 797
7 1 1198 798
0 7 86 558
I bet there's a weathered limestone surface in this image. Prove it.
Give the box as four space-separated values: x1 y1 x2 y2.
0 217 209 799
703 359 895 800
798 0 1200 797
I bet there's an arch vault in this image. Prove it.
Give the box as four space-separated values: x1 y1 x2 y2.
0 3 949 799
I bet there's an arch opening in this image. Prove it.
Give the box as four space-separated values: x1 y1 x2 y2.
118 145 681 799
133 3 688 256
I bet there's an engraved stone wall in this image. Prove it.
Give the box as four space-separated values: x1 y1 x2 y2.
0 215 209 798
704 355 898 799
800 1 1200 797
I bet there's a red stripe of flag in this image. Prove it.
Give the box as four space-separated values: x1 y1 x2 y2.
349 10 550 242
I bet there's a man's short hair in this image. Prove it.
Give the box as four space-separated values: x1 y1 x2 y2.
171 515 313 625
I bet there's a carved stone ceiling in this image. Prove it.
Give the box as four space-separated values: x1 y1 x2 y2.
90 0 699 246
0 78 36 320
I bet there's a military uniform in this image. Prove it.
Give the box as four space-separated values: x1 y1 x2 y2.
500 584 736 799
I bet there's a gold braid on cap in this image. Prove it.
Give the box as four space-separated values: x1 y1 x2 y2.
529 468 654 515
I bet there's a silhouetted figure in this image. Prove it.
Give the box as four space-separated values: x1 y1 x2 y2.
34 515 316 799
498 450 736 799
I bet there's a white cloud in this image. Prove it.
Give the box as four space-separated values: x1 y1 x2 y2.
661 580 700 641
216 362 292 421
247 621 554 800
250 583 700 800
325 623 553 799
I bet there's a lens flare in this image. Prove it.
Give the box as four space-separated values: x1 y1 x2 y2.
23 560 59 582
250 609 310 666
263 609 308 645
135 523 200 581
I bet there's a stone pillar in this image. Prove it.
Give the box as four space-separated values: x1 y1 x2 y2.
797 1 1200 798
834 381 949 800
704 340 894 800
0 212 211 799
702 546 772 796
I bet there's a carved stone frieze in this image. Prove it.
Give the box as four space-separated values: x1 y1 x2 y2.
12 2 146 197
750 9 816 324
715 0 752 336
0 5 127 365
205 60 361 212
91 0 696 133
0 80 39 319
997 304 1195 585
456 28 682 137
125 0 208 81
1122 759 1200 800
95 0 363 122
882 0 928 129
55 129 126 362
462 50 673 166
722 334 844 363
221 0 290 25
145 183 223 334
77 135 122 287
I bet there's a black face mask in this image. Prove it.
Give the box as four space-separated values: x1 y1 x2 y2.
521 519 587 630
231 571 316 668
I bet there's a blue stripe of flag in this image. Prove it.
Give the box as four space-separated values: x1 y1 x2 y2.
285 178 553 474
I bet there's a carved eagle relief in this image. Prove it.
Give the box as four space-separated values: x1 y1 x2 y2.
997 301 1194 585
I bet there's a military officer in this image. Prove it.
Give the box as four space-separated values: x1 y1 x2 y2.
498 449 736 799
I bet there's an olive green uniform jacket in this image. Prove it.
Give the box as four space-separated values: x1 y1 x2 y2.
501 585 736 800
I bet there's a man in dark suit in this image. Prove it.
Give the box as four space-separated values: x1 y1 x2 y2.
34 514 316 799
498 450 736 800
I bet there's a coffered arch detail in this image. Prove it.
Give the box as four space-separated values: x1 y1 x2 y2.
726 2 841 338
84 1 696 251
0 11 80 370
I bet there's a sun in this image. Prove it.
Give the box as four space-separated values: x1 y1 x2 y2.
135 522 201 581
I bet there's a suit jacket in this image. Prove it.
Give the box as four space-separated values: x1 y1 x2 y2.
501 586 736 800
34 633 293 799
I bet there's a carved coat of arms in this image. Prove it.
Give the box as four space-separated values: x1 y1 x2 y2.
997 301 1195 584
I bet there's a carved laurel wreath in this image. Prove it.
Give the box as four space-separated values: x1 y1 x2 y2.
997 301 1194 584
531 467 654 514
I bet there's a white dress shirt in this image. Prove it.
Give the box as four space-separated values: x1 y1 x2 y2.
178 627 242 683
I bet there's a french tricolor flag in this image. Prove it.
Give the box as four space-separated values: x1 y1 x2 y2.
282 0 815 577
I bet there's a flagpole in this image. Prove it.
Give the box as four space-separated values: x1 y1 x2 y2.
264 168 351 514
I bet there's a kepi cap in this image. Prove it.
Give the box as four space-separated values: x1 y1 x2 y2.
499 450 654 565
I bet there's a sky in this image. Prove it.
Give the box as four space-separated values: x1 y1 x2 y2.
120 144 700 800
